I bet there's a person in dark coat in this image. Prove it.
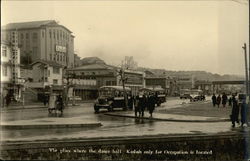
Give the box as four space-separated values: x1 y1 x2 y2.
228 96 232 106
43 94 49 107
240 98 247 127
231 96 239 127
212 94 217 107
222 93 228 107
134 95 141 117
148 93 156 117
5 93 11 107
216 94 221 108
56 95 64 113
140 94 147 117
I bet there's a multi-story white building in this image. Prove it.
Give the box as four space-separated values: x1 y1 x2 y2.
29 60 64 87
1 40 21 102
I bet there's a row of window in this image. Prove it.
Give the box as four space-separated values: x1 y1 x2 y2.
50 53 66 62
49 29 71 42
20 32 38 40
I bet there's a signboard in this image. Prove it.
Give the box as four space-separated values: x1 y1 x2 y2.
124 73 143 85
55 45 67 53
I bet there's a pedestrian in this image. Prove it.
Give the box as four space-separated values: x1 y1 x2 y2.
228 96 232 106
43 94 48 107
134 95 141 117
140 94 147 117
231 95 239 127
222 93 228 108
128 94 133 110
148 93 156 117
240 96 247 127
212 94 217 107
56 94 64 113
216 94 221 108
5 93 11 107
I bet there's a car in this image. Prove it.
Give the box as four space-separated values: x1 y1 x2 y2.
139 87 166 106
180 94 191 99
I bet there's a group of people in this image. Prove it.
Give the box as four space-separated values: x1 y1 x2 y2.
132 93 157 118
211 93 229 108
212 93 248 127
230 94 247 127
47 94 64 113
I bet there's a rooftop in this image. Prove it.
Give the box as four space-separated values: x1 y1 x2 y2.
2 20 72 33
68 63 117 71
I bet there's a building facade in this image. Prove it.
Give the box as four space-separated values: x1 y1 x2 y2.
1 40 22 103
2 20 75 68
67 63 145 100
30 60 64 87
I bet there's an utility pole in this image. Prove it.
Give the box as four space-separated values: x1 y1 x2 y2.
243 43 249 96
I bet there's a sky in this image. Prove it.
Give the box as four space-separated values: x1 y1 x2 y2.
1 0 249 75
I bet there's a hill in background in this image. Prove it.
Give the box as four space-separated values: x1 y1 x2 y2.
79 57 244 81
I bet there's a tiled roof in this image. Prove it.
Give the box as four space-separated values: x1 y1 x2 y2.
31 60 64 68
69 63 117 71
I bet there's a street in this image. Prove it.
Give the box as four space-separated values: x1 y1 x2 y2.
1 97 238 142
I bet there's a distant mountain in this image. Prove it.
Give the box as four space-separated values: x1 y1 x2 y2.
80 57 106 65
137 67 244 81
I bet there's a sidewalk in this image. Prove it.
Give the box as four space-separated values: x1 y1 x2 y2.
104 111 229 122
0 100 95 111
104 101 231 122
1 116 102 130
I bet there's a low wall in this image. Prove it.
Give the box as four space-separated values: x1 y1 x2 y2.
0 133 247 161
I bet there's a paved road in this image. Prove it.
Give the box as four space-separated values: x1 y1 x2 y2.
1 97 242 142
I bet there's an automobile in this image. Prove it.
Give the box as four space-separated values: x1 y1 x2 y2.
139 87 166 106
94 86 132 113
189 90 204 102
180 93 191 99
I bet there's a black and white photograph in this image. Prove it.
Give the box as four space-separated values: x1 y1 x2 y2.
0 0 249 160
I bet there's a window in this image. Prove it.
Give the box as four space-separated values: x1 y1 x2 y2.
32 33 38 40
26 33 29 39
21 33 24 39
49 30 51 38
42 31 45 38
32 47 38 55
60 55 62 61
53 30 55 39
57 30 59 40
53 67 60 74
50 54 52 60
57 54 59 61
106 81 111 86
53 79 58 85
2 46 7 57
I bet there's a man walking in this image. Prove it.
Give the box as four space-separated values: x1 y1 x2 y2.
222 93 228 108
212 94 217 107
216 94 221 108
148 93 156 118
231 95 239 127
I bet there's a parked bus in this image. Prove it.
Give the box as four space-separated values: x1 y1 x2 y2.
94 86 132 113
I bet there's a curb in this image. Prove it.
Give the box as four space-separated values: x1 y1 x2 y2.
104 113 230 123
1 123 102 130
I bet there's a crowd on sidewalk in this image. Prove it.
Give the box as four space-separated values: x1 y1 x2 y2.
211 93 248 127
